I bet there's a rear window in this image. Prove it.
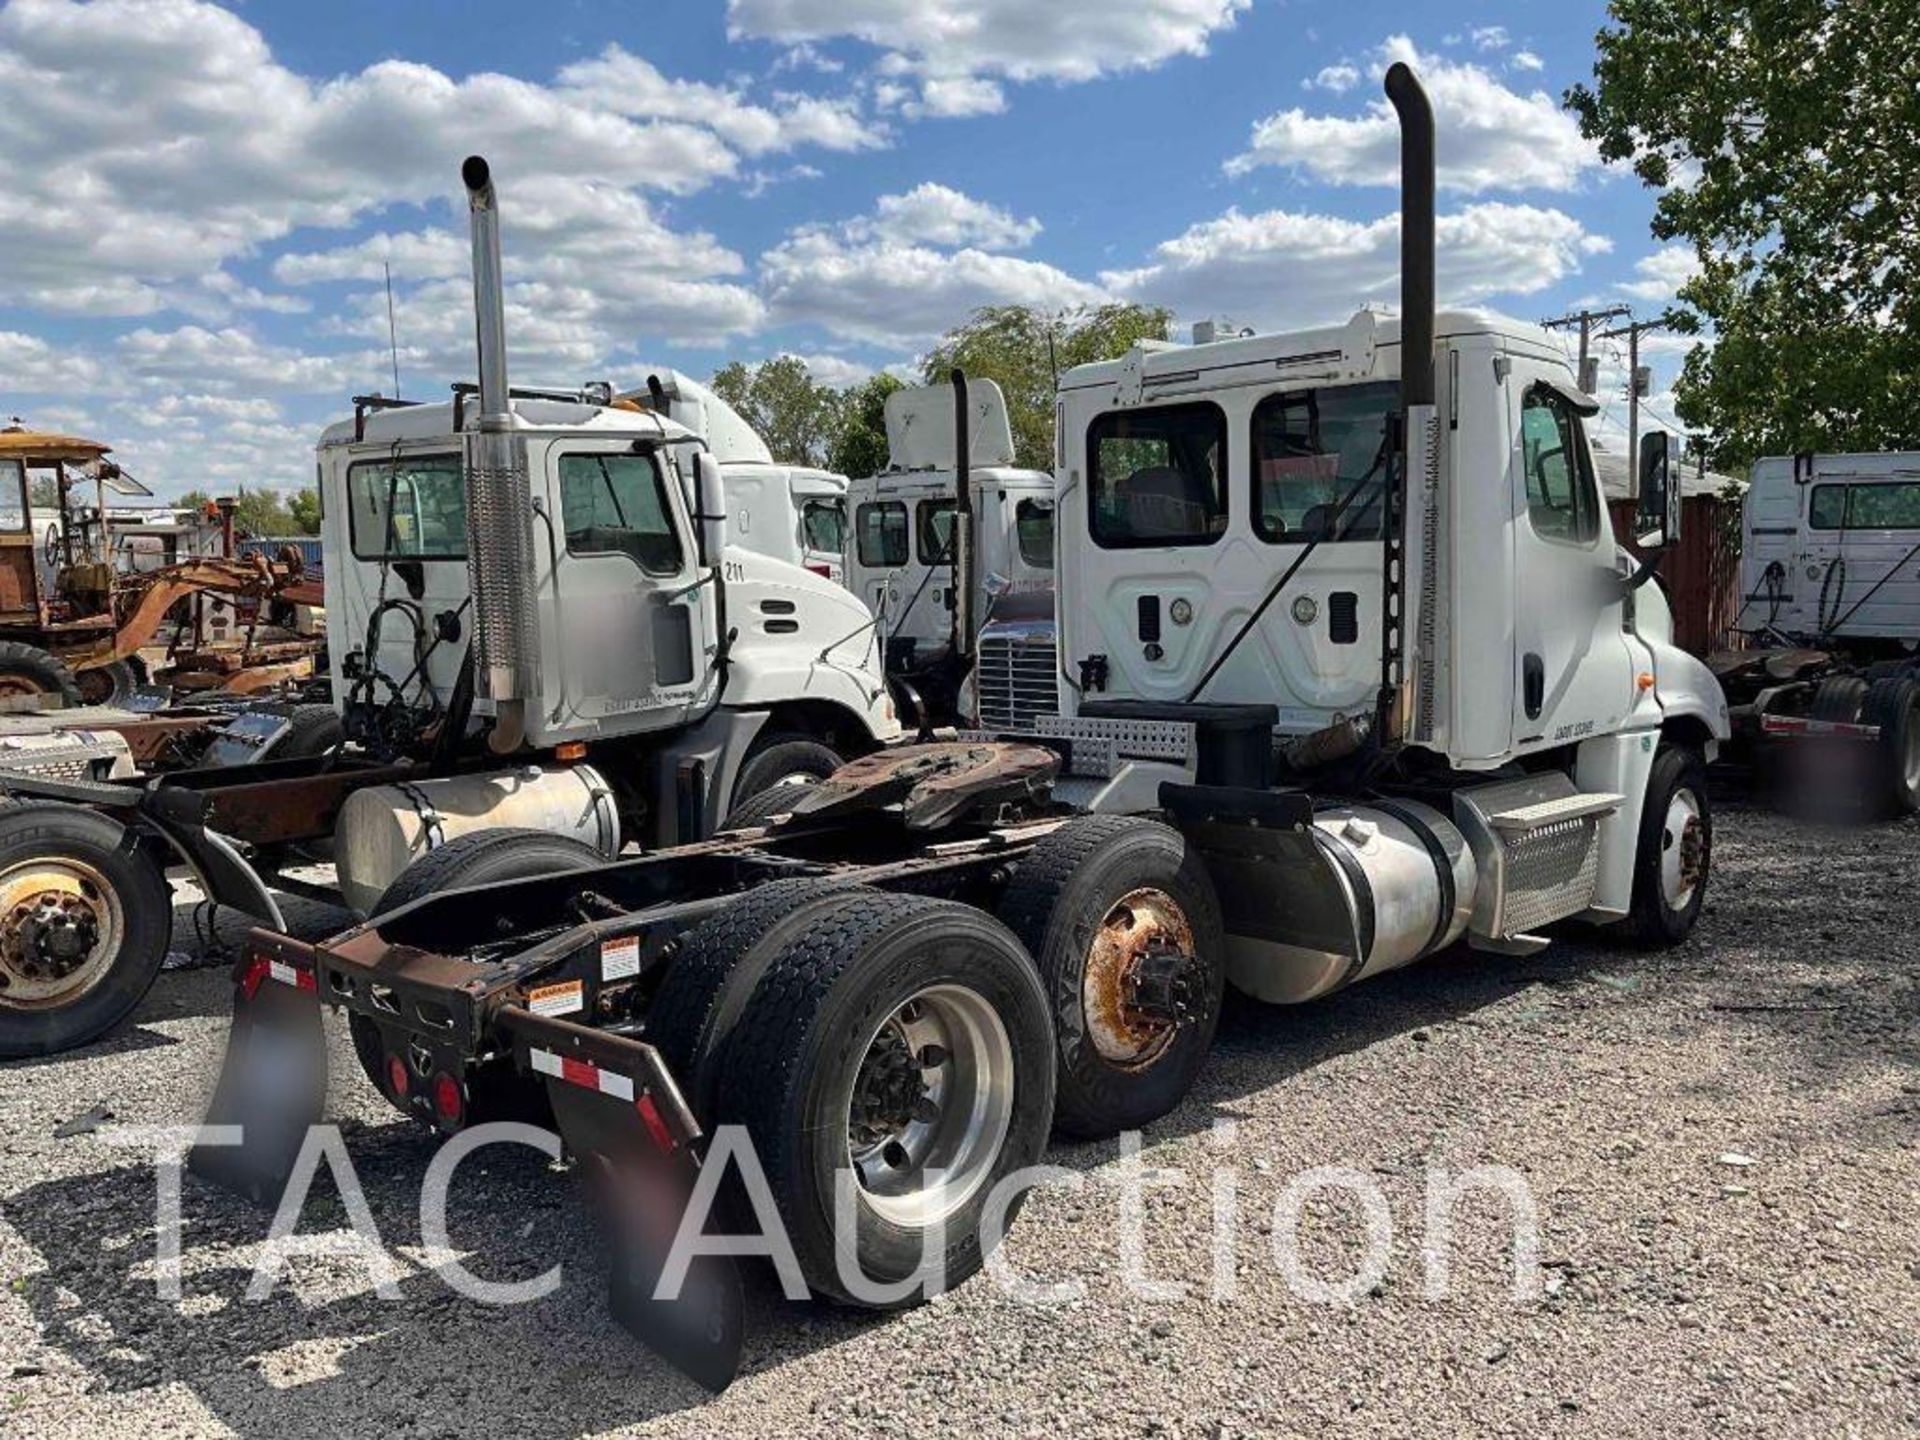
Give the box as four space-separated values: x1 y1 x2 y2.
856 501 907 566
801 498 845 554
348 454 466 559
1088 402 1228 548
1250 381 1397 543
1015 498 1054 569
1811 482 1920 530
917 499 956 564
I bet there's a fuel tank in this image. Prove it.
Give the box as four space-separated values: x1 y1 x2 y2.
333 764 620 914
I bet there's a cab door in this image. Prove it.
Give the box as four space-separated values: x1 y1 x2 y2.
528 436 714 738
1508 369 1641 749
0 461 40 623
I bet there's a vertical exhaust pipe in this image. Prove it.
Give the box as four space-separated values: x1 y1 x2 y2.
1384 62 1435 410
1379 63 1437 745
461 155 535 752
950 368 975 661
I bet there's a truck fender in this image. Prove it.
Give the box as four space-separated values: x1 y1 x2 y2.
646 707 772 848
139 788 286 930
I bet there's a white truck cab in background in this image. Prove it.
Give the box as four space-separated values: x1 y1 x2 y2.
847 378 1056 725
625 368 850 584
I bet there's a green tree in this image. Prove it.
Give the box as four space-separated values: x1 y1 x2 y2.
1567 1 1920 472
921 304 1174 471
287 487 322 535
709 356 846 468
229 486 295 537
828 372 905 478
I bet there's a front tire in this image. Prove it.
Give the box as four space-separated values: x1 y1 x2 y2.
730 733 844 816
997 815 1226 1139
0 802 171 1057
0 642 82 710
710 892 1054 1307
1621 743 1711 948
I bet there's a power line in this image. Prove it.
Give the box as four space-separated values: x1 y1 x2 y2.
1541 305 1632 392
1597 317 1666 498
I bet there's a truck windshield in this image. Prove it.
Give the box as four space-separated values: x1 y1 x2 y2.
1088 402 1228 548
856 501 908 566
802 498 845 554
559 452 684 575
1251 381 1397 543
1015 499 1054 568
347 455 466 559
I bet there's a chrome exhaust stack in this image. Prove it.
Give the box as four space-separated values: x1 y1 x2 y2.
460 155 535 751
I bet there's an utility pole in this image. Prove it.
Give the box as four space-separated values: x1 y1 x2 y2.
1597 317 1665 498
1541 305 1631 394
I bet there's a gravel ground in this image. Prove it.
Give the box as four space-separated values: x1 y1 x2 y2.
0 799 1915 1437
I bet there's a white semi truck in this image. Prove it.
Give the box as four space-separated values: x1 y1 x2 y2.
847 379 1056 726
0 155 897 1055
1708 449 1920 815
180 65 1730 1394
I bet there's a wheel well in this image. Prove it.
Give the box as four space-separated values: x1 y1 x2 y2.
760 699 878 757
1661 713 1715 758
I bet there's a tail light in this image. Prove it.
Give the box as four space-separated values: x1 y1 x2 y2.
386 1054 410 1099
806 562 832 578
432 1073 464 1127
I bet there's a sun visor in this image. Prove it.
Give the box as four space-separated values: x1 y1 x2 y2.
1539 372 1601 417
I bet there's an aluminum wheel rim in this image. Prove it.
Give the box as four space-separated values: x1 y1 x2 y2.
773 771 823 790
1083 887 1194 1067
1659 790 1705 912
0 857 125 1010
845 984 1014 1228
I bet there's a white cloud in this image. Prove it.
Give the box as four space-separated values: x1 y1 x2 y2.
1228 37 1599 194
555 44 882 156
0 331 106 394
760 191 1103 346
1470 26 1511 51
1510 50 1545 73
790 353 876 387
870 184 1041 250
1307 63 1360 93
1104 202 1611 330
728 0 1250 114
909 75 1009 119
1621 244 1701 303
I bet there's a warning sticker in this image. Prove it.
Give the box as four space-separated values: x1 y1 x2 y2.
528 979 585 1018
601 934 641 982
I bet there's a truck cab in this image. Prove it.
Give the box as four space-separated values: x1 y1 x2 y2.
847 379 1056 724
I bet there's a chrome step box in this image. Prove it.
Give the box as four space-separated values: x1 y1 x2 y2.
1453 775 1621 943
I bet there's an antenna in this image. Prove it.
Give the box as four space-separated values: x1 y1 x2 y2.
384 260 402 400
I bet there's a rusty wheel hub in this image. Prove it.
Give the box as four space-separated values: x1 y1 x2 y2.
1083 888 1197 1067
0 859 124 1009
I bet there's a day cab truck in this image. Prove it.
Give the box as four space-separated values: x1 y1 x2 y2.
847 379 1056 728
1708 450 1920 817
181 66 1727 1394
0 156 896 1059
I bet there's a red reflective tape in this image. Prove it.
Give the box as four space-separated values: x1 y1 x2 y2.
635 1092 676 1153
559 1055 600 1091
238 956 269 1000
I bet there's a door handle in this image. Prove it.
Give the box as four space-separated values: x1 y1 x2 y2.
1522 652 1545 720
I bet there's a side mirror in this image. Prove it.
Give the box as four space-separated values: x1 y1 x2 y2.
1635 431 1683 551
692 451 727 565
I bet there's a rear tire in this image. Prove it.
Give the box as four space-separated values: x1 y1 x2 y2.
348 828 605 1124
1861 677 1920 816
997 815 1226 1139
711 892 1054 1307
645 878 869 1122
1810 676 1868 723
1620 744 1711 948
0 642 82 710
0 802 171 1058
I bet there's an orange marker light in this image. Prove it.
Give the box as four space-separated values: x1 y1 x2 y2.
1637 673 1656 691
555 741 588 761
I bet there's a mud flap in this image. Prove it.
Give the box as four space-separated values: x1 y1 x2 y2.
187 936 327 1205
498 1009 744 1392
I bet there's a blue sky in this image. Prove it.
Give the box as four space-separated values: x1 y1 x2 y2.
0 0 1698 498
